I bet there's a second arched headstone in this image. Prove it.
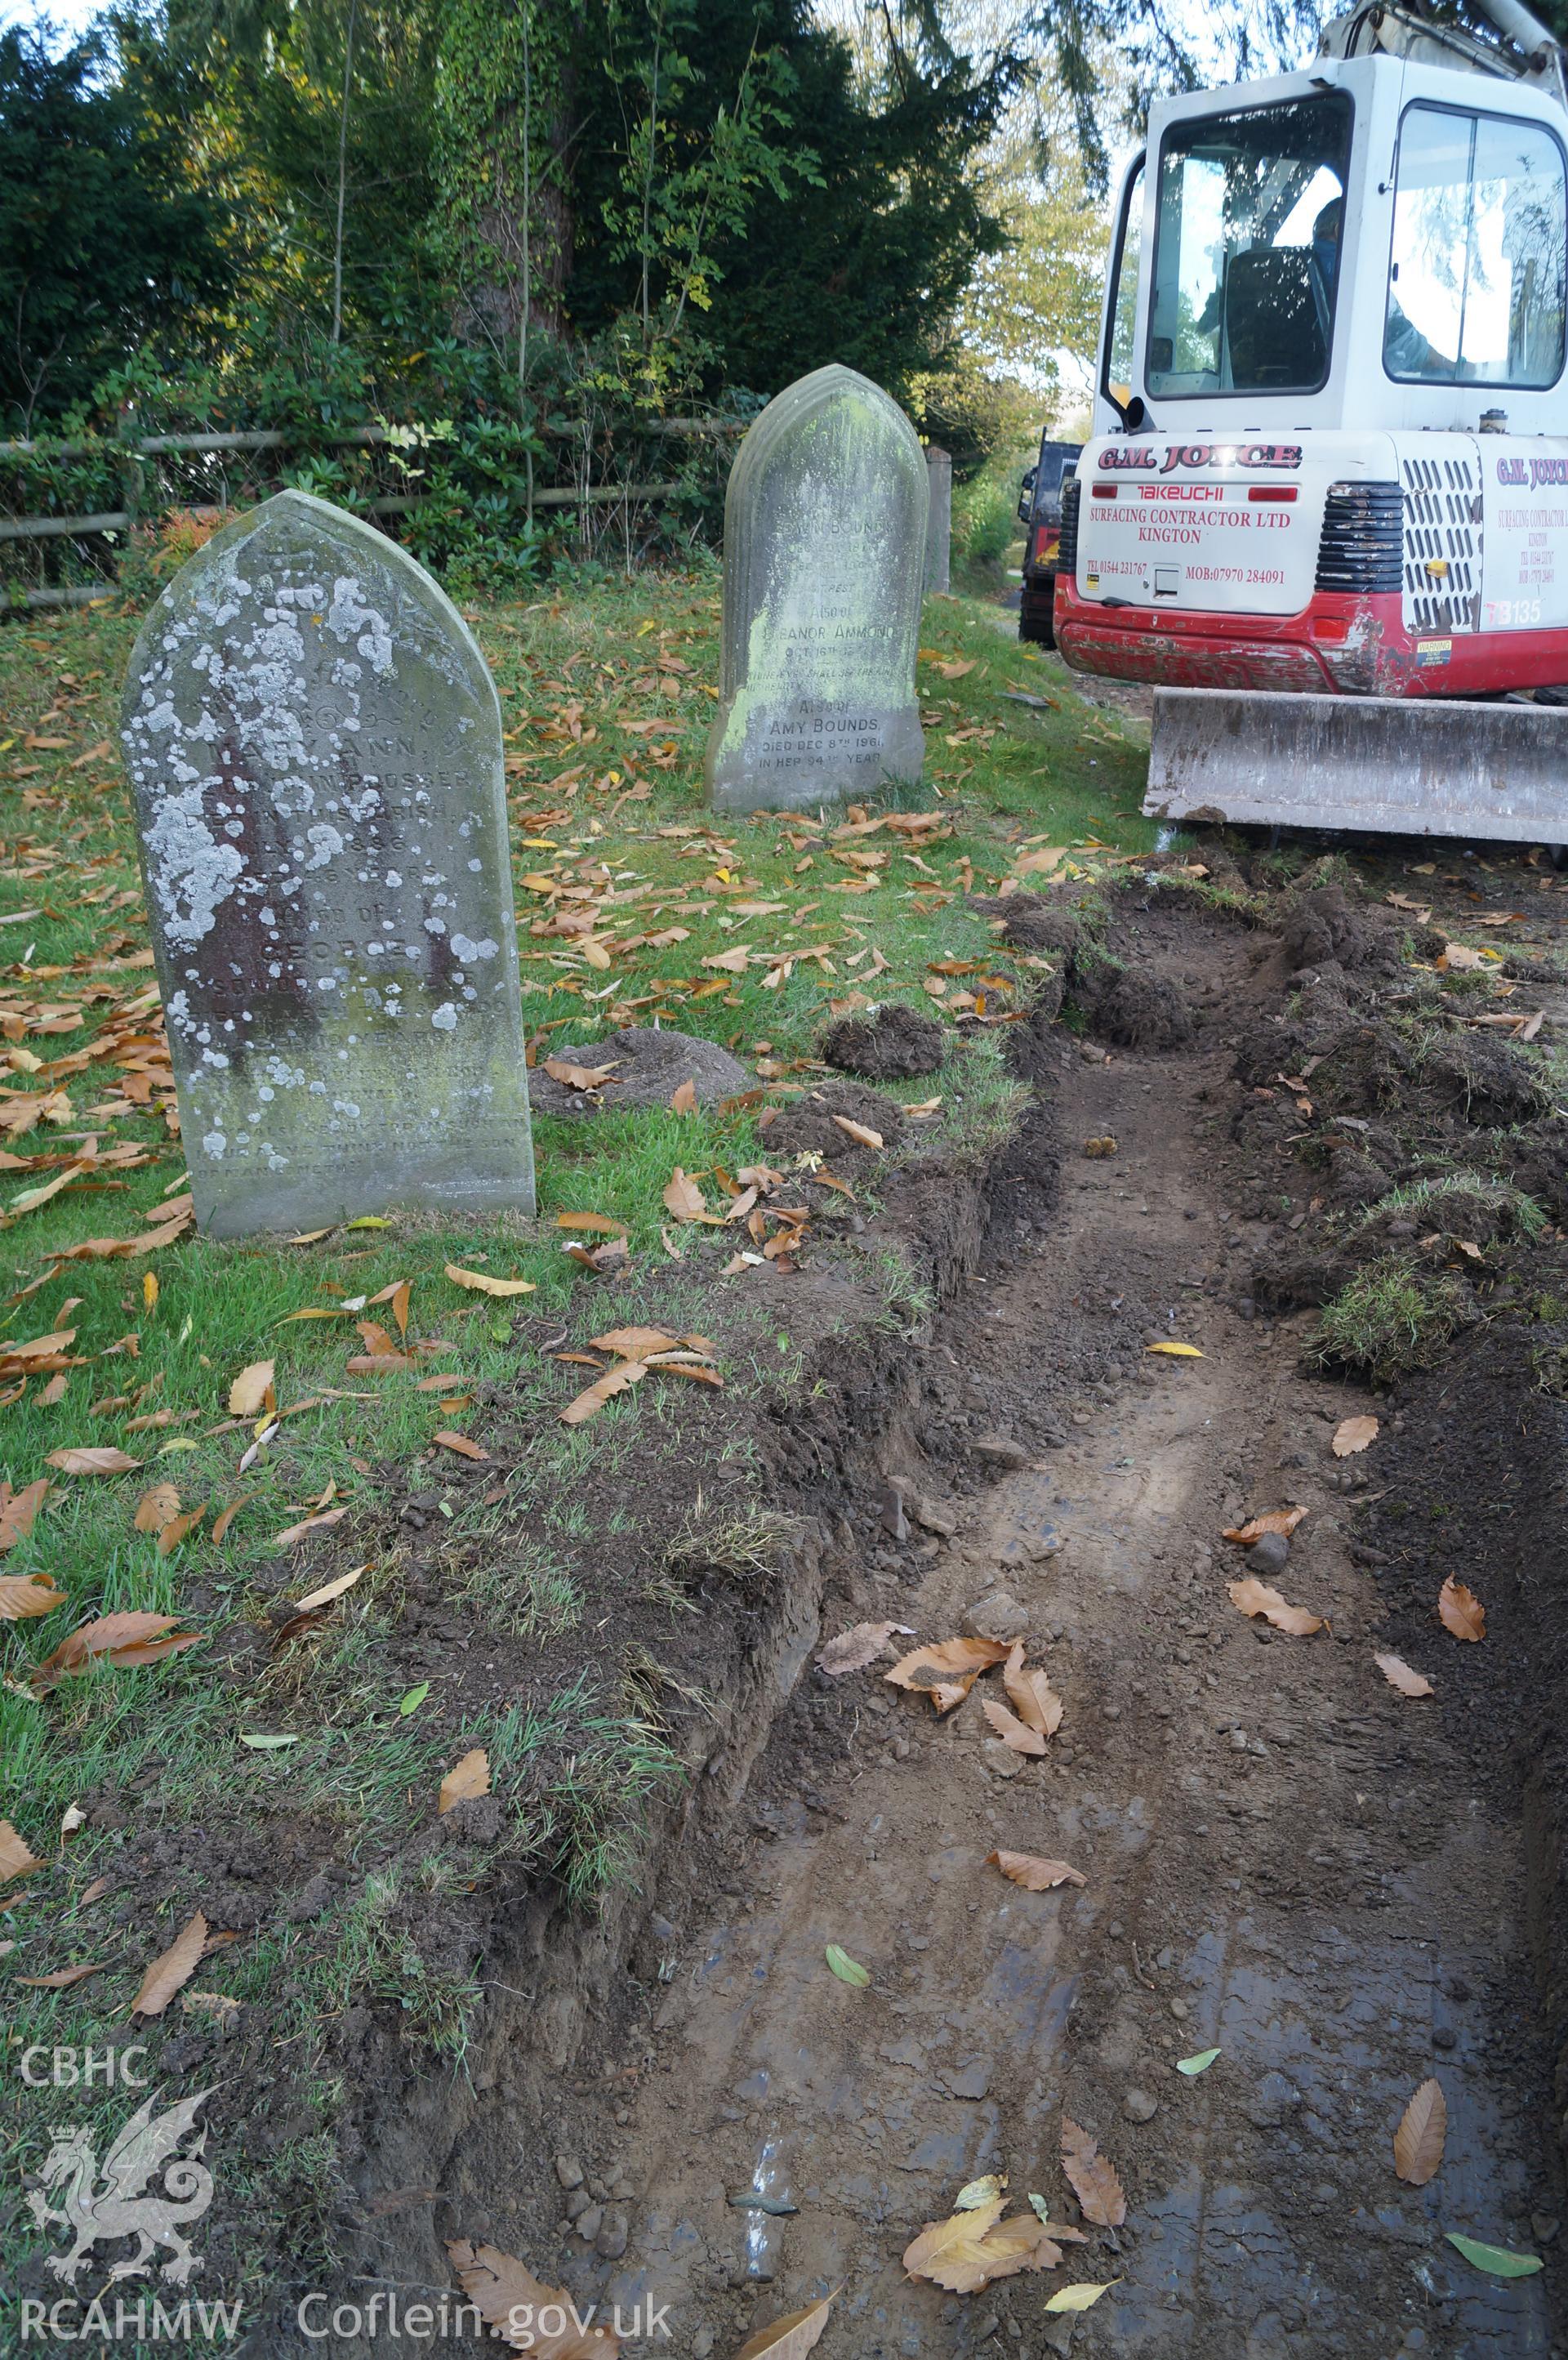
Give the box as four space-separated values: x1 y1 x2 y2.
706 364 927 814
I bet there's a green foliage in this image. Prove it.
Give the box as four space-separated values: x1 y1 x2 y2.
0 20 234 435
591 0 813 343
1357 1171 1546 1238
446 0 1019 408
667 4 1018 404
1311 1253 1472 1385
2 0 1094 587
952 437 1033 569
172 0 443 354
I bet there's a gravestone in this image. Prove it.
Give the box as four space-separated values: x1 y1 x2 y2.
924 446 952 594
706 364 927 813
120 489 534 1236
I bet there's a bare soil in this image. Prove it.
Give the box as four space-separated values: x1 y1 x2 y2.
232 852 1568 2353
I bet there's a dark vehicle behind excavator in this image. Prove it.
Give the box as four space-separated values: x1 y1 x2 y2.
1017 435 1082 648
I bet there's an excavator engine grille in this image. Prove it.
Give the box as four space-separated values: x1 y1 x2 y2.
1315 481 1404 595
1401 452 1482 634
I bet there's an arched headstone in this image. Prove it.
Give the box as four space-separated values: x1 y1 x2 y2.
120 489 534 1236
706 364 927 813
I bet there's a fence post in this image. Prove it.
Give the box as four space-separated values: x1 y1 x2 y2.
117 410 148 554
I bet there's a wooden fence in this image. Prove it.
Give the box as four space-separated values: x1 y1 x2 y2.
1 417 746 613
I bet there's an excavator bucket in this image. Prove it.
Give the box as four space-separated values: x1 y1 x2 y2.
1143 687 1568 848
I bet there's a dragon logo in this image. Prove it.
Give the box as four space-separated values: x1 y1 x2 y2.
27 2086 215 2286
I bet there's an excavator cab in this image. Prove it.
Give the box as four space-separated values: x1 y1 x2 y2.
1057 0 1568 845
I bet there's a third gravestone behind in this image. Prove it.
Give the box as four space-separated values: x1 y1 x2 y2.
706 364 927 813
924 446 952 595
120 488 535 1236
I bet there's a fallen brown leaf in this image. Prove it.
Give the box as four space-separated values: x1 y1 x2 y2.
1002 1640 1063 1737
542 1056 621 1095
885 1635 1007 1713
210 1495 249 1545
0 1572 66 1622
981 1699 1048 1756
446 2240 621 2354
902 2198 1063 2293
271 1505 349 1549
293 1565 365 1613
1333 1415 1379 1457
45 1446 140 1476
668 1078 697 1116
1438 1577 1486 1641
17 1961 105 1989
1060 2117 1127 2227
831 1113 883 1149
0 1477 50 1549
133 1481 180 1535
1374 1651 1435 1698
734 2290 839 2359
564 1237 631 1275
662 1167 708 1221
30 1610 203 1692
1222 1506 1307 1544
1393 2077 1446 2185
560 1360 647 1426
0 1820 41 1885
439 1747 490 1813
1227 1577 1323 1636
227 1358 275 1416
816 1621 911 1675
156 1501 207 1557
131 1911 207 2018
368 1277 412 1336
434 1430 488 1461
554 1211 628 1235
590 1326 681 1359
987 1849 1087 1891
445 1263 536 1298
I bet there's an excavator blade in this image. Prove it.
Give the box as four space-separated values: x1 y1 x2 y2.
1144 686 1568 845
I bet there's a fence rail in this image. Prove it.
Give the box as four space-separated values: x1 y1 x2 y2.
0 416 745 466
1 409 745 610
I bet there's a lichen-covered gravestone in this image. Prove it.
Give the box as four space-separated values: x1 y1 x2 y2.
120 489 534 1236
706 364 927 814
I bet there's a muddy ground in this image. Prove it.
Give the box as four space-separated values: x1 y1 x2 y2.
276 840 1568 2360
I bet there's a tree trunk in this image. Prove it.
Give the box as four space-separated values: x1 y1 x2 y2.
331 0 360 344
518 0 531 391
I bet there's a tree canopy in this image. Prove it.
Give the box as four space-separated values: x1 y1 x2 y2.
0 22 233 433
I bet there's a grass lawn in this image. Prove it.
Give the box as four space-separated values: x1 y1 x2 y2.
0 556 1158 2318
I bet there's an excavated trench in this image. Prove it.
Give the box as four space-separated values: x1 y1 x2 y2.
336 877 1568 2359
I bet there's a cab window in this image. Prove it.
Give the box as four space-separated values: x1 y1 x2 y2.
1147 92 1353 398
1386 104 1566 386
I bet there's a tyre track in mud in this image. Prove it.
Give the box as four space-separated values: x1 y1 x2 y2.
537 909 1563 2358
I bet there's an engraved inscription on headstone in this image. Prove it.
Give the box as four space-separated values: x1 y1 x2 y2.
706 364 927 814
120 489 534 1236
